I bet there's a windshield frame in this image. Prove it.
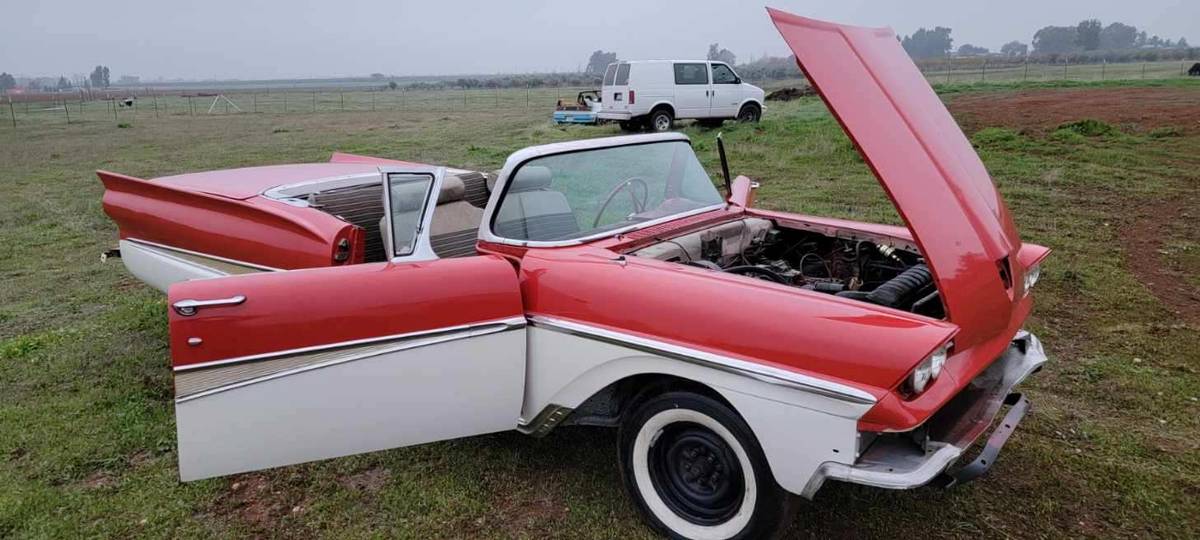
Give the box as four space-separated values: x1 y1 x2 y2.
480 133 727 248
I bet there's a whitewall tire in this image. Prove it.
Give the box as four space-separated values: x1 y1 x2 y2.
619 391 793 540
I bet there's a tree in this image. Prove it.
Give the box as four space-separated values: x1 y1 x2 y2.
585 50 618 74
1000 41 1029 57
1099 22 1138 50
901 27 953 59
117 75 139 85
0 72 15 92
370 73 385 79
1033 26 1078 54
387 81 398 90
89 65 111 88
1076 19 1102 51
1179 37 1190 48
706 43 737 65
956 44 989 56
57 76 72 90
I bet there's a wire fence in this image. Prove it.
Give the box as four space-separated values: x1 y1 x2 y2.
3 59 1197 129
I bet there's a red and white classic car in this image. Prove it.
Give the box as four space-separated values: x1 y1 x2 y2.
99 10 1050 539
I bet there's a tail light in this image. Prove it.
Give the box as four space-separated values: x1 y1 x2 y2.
629 90 636 105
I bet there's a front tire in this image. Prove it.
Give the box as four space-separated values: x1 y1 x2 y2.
736 103 761 123
619 391 793 540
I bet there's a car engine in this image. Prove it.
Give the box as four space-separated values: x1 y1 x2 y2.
630 218 944 318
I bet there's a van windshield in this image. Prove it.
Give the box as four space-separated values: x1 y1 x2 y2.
492 141 725 242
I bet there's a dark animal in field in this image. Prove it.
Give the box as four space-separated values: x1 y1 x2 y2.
1189 63 1200 77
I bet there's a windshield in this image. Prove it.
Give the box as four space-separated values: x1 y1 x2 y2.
492 141 724 242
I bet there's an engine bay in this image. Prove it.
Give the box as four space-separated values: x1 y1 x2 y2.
630 218 944 318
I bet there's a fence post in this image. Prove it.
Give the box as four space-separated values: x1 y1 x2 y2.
463 87 468 107
946 55 952 84
63 100 70 124
313 91 316 112
112 99 118 123
981 59 987 81
371 90 376 111
1142 62 1147 79
1023 59 1029 81
1101 61 1106 80
283 92 288 113
8 97 14 128
153 93 159 118
1063 57 1069 80
253 93 257 113
340 91 344 111
188 96 194 116
1182 61 1187 77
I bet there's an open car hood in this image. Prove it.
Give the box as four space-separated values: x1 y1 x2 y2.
768 8 1025 344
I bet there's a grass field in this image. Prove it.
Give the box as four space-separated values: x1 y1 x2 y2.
4 59 1196 129
1 79 1198 538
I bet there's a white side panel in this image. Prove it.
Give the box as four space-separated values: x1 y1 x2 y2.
119 239 227 292
176 330 525 480
521 327 869 496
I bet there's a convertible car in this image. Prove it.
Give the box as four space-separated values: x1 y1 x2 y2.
99 10 1050 540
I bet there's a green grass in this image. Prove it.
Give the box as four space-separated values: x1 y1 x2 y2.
1 82 1198 538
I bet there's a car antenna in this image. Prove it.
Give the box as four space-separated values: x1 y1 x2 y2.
716 132 732 197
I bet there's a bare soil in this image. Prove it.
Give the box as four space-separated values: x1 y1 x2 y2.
1119 198 1200 324
949 87 1200 134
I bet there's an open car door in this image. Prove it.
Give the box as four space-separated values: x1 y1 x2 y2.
168 166 526 480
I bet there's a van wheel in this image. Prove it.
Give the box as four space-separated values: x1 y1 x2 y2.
649 109 674 132
619 391 793 540
736 104 761 123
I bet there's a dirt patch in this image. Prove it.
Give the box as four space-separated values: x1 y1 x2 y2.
207 473 308 535
1118 198 1200 324
949 87 1200 134
336 466 390 494
766 86 815 102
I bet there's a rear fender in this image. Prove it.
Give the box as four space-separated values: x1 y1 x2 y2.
99 170 359 271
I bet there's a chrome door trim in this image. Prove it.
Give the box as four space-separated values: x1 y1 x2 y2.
526 315 877 405
174 316 527 373
175 316 527 403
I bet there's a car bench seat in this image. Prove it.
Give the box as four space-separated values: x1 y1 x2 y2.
381 174 485 258
490 166 581 241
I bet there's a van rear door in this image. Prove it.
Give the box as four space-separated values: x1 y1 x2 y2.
606 62 632 115
672 62 711 118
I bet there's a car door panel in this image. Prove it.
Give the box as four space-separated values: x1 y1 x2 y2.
709 63 742 117
169 166 527 480
170 257 526 480
672 62 711 118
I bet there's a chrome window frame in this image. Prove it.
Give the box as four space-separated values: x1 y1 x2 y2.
380 165 445 262
477 133 726 248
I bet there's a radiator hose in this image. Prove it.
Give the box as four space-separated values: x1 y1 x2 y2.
837 263 932 308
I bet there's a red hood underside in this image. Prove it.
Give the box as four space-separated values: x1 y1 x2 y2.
767 8 1026 345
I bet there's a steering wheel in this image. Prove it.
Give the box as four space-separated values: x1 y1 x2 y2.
593 177 650 228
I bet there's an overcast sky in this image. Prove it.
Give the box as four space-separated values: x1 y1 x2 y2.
3 1 1197 80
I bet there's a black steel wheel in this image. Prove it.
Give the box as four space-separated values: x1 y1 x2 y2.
619 391 794 540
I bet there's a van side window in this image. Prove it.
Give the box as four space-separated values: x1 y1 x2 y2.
603 65 617 86
615 64 631 85
711 63 738 84
673 63 709 85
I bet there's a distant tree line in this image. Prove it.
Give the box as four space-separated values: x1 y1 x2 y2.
899 18 1194 62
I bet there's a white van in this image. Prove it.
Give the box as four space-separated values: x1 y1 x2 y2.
597 60 765 132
